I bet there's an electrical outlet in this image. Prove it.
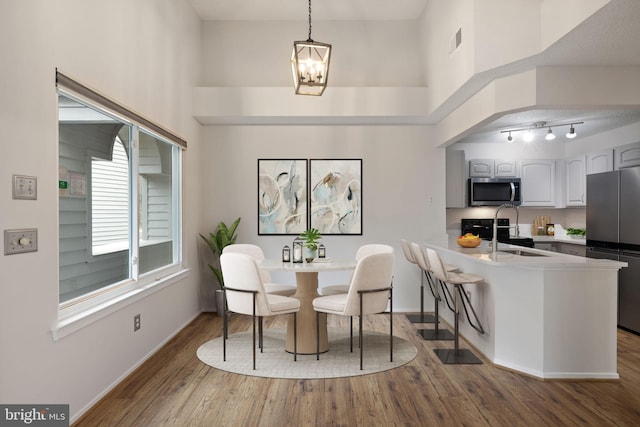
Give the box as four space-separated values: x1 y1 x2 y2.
134 314 141 331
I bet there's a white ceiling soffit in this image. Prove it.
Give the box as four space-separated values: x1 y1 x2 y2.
188 0 429 21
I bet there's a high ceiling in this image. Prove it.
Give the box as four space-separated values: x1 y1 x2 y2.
189 0 640 144
188 0 429 21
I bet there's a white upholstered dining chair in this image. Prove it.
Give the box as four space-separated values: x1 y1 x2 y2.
313 252 394 370
220 252 301 370
318 244 394 296
223 244 296 296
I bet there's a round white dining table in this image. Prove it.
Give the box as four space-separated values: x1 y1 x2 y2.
260 259 356 354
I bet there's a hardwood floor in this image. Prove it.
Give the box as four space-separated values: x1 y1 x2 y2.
74 313 640 426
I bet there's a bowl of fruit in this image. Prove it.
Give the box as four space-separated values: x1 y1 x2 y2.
457 233 482 248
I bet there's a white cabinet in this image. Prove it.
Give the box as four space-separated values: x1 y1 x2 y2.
469 159 516 177
586 149 614 174
520 160 556 206
566 155 586 206
469 159 493 177
494 160 517 177
446 149 466 208
615 141 640 169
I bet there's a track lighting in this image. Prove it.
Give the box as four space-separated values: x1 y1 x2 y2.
500 121 583 142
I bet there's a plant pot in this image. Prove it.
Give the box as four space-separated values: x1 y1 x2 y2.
304 247 317 262
215 289 226 318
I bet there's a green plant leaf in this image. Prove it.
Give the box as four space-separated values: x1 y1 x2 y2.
201 217 241 289
300 227 322 250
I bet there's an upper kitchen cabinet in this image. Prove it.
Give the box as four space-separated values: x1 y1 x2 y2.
469 159 493 177
566 155 586 206
586 149 614 174
446 149 466 208
469 159 516 178
615 141 640 169
495 160 518 177
519 160 556 206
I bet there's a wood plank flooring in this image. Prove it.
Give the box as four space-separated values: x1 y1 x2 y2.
74 313 640 426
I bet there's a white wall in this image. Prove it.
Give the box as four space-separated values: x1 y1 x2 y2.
0 0 203 422
420 0 476 112
202 20 424 87
200 125 446 312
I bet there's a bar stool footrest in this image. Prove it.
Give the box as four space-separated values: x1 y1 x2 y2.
406 313 437 324
418 328 455 341
434 348 483 364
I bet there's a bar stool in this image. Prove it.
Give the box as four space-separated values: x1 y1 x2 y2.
401 239 436 324
425 248 485 365
410 243 454 341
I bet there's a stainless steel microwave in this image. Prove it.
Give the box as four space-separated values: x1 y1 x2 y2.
468 177 521 206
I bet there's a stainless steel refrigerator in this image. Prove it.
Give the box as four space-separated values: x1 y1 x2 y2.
587 166 640 335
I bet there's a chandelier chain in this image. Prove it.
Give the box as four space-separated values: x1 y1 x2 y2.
308 0 313 40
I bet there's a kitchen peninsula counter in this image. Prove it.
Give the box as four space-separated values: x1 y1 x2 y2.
424 238 626 379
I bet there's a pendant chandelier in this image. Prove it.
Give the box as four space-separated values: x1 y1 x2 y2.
290 0 332 96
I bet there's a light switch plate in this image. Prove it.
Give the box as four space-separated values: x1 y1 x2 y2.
13 175 37 200
4 229 38 255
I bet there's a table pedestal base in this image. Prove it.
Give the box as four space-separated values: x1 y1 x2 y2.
286 272 329 354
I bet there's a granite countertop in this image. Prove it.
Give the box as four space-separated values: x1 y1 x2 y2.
426 238 623 269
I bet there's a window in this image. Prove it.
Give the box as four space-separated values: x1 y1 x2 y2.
57 73 185 312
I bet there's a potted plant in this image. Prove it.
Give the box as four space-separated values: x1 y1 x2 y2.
199 217 241 316
300 227 322 262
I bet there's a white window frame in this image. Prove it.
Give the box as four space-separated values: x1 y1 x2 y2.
54 79 187 340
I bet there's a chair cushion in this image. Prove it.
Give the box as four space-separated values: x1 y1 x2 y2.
447 271 484 285
318 284 349 296
266 294 300 314
457 272 483 283
264 283 296 296
312 294 348 315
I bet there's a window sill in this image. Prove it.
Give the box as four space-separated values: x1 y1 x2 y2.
52 267 190 341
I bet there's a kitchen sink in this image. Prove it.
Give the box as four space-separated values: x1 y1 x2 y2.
499 249 550 257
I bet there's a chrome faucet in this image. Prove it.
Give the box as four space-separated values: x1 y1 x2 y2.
492 203 520 253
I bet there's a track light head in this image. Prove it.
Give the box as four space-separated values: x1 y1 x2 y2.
545 127 556 141
523 130 534 142
566 126 577 139
507 132 513 142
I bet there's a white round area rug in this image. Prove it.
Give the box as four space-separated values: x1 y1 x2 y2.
197 328 417 379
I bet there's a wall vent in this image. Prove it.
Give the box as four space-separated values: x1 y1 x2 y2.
449 27 462 54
